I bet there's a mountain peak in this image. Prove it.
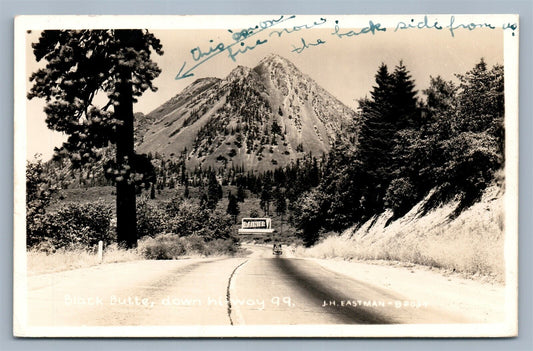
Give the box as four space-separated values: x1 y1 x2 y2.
137 54 357 171
259 53 291 64
225 65 253 82
255 54 295 73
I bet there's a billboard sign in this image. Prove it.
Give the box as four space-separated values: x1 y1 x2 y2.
238 218 274 234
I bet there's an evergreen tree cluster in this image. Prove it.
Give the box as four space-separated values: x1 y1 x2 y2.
141 150 323 201
293 59 504 246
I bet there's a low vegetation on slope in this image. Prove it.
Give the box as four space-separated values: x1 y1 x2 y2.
299 182 505 282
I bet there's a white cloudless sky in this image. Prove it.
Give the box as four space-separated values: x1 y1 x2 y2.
24 16 504 160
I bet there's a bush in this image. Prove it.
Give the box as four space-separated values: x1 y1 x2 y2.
163 199 236 242
434 131 501 215
384 177 419 218
175 234 201 254
136 197 165 238
203 209 235 241
139 233 238 259
164 199 208 235
135 199 240 259
139 233 186 259
29 201 114 250
26 158 56 247
292 189 328 246
204 238 239 255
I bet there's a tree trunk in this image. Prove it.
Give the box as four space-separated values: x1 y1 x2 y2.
115 63 137 249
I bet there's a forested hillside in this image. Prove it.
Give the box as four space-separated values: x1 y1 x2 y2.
292 59 504 246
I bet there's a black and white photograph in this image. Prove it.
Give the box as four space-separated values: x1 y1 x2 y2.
13 14 519 337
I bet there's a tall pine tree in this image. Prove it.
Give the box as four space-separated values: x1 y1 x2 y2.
391 60 419 129
226 192 240 223
356 63 397 215
28 30 163 248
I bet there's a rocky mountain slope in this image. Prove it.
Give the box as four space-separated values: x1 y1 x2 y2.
136 54 357 171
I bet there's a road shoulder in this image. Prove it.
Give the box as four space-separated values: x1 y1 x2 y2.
307 257 505 323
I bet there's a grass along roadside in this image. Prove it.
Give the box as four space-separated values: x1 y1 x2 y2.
27 244 142 275
27 234 243 275
296 184 505 284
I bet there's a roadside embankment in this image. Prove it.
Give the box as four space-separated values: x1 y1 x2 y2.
297 184 505 283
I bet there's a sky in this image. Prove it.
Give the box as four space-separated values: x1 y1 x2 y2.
24 16 504 160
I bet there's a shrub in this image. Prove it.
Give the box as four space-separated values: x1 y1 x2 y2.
26 158 56 247
204 209 235 241
139 233 238 259
164 199 208 235
180 234 206 254
292 189 327 246
29 201 114 250
163 199 236 242
384 177 419 218
139 233 187 259
204 238 239 255
135 197 240 259
432 131 501 215
136 197 165 238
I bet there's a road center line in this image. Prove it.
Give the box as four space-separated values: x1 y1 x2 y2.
226 259 248 326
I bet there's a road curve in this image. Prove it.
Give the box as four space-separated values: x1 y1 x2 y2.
26 245 468 327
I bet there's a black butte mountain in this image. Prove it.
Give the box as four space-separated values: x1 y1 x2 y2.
136 54 357 171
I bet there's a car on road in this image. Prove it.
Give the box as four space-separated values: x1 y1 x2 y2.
273 243 283 255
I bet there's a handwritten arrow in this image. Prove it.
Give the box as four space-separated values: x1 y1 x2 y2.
175 61 195 80
175 15 297 80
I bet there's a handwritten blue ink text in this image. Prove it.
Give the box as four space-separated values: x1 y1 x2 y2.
331 20 386 38
270 18 327 38
395 16 443 32
291 38 326 54
447 16 495 37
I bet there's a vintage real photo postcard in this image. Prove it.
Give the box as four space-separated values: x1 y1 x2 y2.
13 14 518 337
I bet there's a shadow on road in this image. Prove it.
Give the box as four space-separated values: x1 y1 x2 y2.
272 258 395 324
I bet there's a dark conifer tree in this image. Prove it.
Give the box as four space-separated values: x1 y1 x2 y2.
226 192 240 223
206 171 222 210
150 183 155 199
28 30 163 248
353 63 396 215
391 60 419 129
184 181 190 199
274 187 287 216
260 183 272 216
236 184 246 202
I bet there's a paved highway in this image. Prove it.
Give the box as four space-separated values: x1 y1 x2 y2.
25 245 468 327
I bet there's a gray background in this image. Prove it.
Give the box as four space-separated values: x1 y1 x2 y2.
1 0 531 349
